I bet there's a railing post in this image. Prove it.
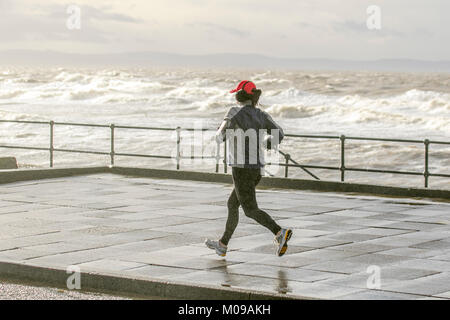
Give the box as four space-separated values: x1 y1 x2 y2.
340 135 346 182
284 153 290 178
223 140 227 174
49 120 54 168
110 124 115 167
215 141 220 173
424 139 430 188
176 127 181 170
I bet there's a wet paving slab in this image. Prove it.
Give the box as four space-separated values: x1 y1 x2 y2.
0 173 449 299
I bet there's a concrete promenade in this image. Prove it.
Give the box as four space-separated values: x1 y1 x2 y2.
0 173 449 299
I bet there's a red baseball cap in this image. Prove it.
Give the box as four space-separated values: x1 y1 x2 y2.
230 80 256 94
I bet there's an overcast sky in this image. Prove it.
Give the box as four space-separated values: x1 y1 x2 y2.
1 0 449 61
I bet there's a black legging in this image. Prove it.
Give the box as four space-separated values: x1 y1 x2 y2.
220 167 281 246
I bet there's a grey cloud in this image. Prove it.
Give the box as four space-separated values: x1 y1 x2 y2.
188 22 250 38
0 0 13 11
45 5 142 24
0 3 141 45
332 20 405 38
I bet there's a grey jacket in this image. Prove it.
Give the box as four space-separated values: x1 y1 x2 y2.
216 104 284 169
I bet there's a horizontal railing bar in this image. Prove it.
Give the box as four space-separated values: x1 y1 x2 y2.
0 120 49 125
114 152 172 159
429 140 450 145
0 145 48 151
345 167 423 176
180 156 217 159
53 122 110 128
115 125 175 131
285 134 340 139
346 136 423 144
182 128 216 132
1 119 449 145
269 163 340 171
430 173 450 178
290 164 340 171
53 148 110 155
273 163 434 177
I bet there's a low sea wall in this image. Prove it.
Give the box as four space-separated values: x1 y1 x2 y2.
0 166 448 201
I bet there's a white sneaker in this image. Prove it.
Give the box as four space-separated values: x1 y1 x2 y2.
275 228 293 257
205 239 227 257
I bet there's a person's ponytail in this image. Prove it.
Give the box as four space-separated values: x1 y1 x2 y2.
251 89 262 107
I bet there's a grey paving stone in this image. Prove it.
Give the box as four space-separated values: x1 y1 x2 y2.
383 221 443 231
284 205 343 214
275 218 324 229
201 249 267 261
379 247 439 258
242 244 313 255
327 232 383 242
397 208 450 217
342 253 412 266
383 273 450 296
286 282 365 299
123 264 196 279
256 254 322 268
327 210 384 218
1 173 449 299
374 266 440 281
77 259 147 272
167 270 285 296
434 291 450 299
222 263 340 283
156 257 240 270
286 229 333 238
0 248 51 261
411 239 450 250
343 218 398 228
119 216 207 230
405 216 450 225
307 222 364 232
302 260 368 275
364 236 436 248
392 259 450 272
328 227 412 237
430 252 450 261
21 241 102 256
26 251 112 267
293 214 350 223
358 204 411 213
327 243 396 255
281 248 363 262
369 213 415 221
289 237 352 249
70 226 139 236
153 220 225 234
338 290 424 300
319 267 438 291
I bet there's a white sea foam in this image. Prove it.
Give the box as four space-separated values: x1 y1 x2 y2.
0 67 449 188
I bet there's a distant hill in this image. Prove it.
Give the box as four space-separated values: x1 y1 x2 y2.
1 50 449 72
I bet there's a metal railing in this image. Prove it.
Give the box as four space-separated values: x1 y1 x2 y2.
1 119 449 188
279 133 450 188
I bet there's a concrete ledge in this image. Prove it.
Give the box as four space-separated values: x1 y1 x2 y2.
112 166 233 185
0 261 300 300
0 157 18 170
112 166 450 201
258 174 450 200
0 166 448 200
0 166 109 185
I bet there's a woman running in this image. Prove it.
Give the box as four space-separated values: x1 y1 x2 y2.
205 80 292 257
